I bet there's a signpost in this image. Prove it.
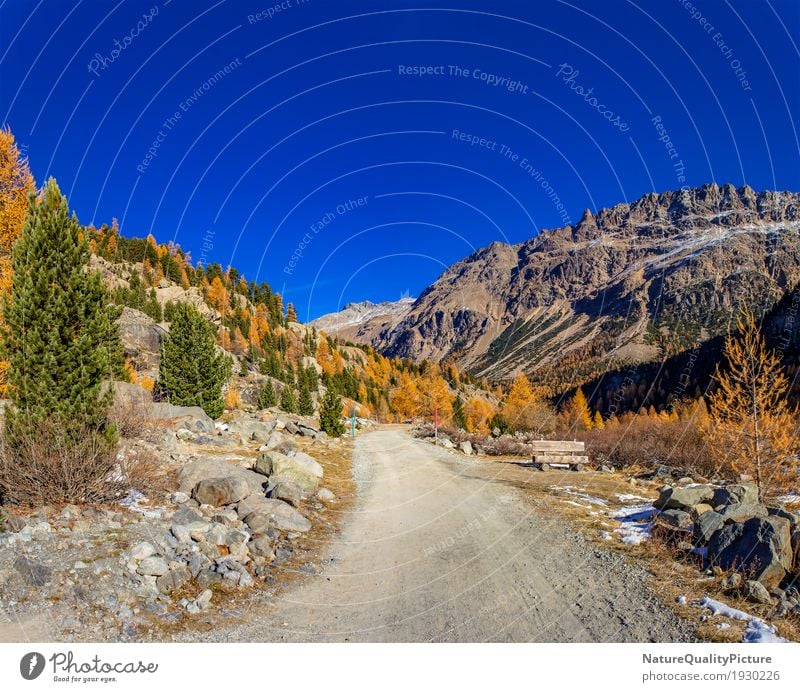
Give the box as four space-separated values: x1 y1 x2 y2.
351 408 357 438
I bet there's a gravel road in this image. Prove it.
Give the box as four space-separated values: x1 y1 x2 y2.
188 428 694 642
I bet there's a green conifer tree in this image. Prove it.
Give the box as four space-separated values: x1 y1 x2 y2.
319 386 345 437
279 384 297 413
157 302 232 418
453 394 467 429
1 178 123 444
257 381 277 409
298 383 315 416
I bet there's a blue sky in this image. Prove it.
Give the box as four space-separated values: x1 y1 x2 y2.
2 0 799 320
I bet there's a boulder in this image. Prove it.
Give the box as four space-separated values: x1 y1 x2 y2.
253 451 278 477
248 535 274 559
718 503 769 523
192 477 251 507
744 579 773 605
149 402 215 433
657 509 693 530
690 504 713 519
653 485 715 511
694 510 725 544
459 440 473 456
3 514 26 533
129 541 158 560
316 488 336 503
713 483 760 507
709 516 793 588
284 420 300 435
230 418 274 442
264 432 299 456
269 451 323 496
117 306 162 354
239 496 311 533
177 457 267 497
170 506 203 526
269 481 303 507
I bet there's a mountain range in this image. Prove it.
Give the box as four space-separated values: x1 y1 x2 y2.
312 183 800 388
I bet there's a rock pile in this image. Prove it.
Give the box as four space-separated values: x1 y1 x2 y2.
653 482 800 610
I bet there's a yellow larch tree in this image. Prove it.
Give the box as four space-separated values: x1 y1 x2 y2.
391 372 421 420
704 309 799 501
465 397 494 434
502 373 554 433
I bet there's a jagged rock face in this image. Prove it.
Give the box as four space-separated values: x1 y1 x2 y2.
310 297 415 344
379 184 800 379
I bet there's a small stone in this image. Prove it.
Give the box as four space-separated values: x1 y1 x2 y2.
137 557 169 577
171 524 192 543
4 514 27 533
316 488 335 503
196 589 213 610
129 541 157 561
13 556 51 587
156 565 191 594
171 492 190 504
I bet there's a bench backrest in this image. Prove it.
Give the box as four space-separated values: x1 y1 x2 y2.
528 440 585 454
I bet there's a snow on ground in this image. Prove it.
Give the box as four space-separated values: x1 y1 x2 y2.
615 493 652 503
699 597 787 643
550 485 609 506
119 490 163 518
612 503 656 545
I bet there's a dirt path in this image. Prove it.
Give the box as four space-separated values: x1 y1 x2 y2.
187 428 694 642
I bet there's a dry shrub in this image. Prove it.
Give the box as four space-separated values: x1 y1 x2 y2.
108 393 160 442
583 415 707 473
117 444 174 496
0 419 124 504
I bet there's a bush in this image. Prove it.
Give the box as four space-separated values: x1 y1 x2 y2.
0 419 122 504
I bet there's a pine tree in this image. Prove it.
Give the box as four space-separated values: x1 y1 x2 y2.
257 380 277 408
298 383 315 416
286 303 297 323
279 384 297 413
157 302 232 418
1 178 122 443
319 386 345 437
453 394 467 429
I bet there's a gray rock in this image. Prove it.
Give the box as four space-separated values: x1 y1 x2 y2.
189 552 213 578
653 485 715 511
264 432 299 456
269 480 303 507
744 579 773 605
192 476 252 507
709 516 793 588
170 491 190 504
722 572 742 590
176 428 193 441
170 506 203 526
268 451 323 496
147 402 215 433
459 440 473 456
713 483 760 507
156 565 191 594
129 541 158 560
297 423 318 437
136 557 170 577
241 497 311 533
13 556 51 587
316 487 335 503
177 457 266 497
195 589 213 610
248 535 274 559
284 420 300 435
657 509 693 530
694 510 725 544
171 525 192 543
718 503 769 523
195 569 222 587
253 451 274 477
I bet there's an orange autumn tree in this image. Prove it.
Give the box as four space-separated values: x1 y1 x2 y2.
465 396 494 434
417 371 453 423
391 371 420 420
561 387 594 433
704 309 798 501
0 126 35 394
502 373 554 433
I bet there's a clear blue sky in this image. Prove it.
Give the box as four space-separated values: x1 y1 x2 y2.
2 0 799 320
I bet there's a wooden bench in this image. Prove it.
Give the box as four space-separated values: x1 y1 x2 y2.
530 440 587 472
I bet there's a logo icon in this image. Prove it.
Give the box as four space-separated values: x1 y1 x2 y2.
20 652 45 680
